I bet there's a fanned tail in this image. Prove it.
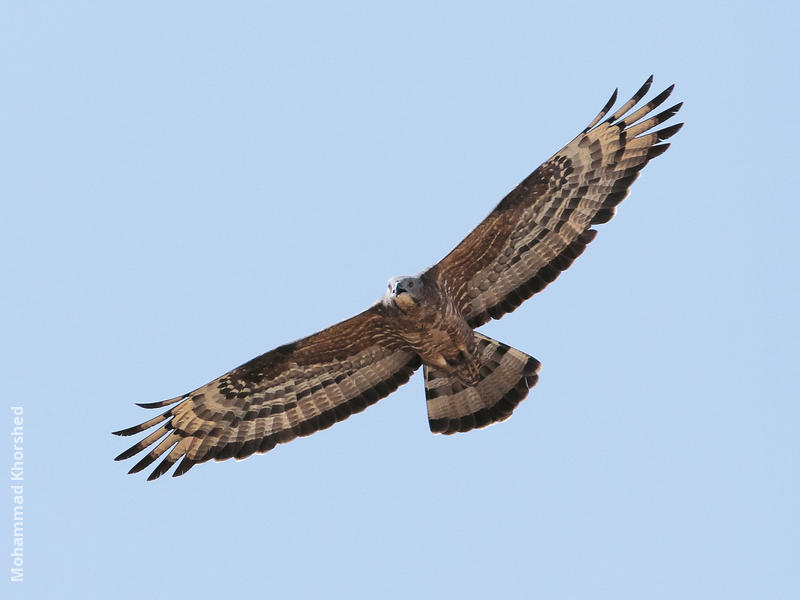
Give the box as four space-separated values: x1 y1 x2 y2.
424 333 540 435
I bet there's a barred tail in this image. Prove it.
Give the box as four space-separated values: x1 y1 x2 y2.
424 333 540 435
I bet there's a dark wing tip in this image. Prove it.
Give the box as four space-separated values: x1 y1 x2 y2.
583 88 618 132
114 446 142 461
136 396 183 409
603 88 619 114
147 457 178 482
173 457 197 478
647 84 676 111
634 75 654 101
112 426 137 437
660 101 683 121
127 455 154 475
646 143 672 160
113 410 173 437
655 122 684 141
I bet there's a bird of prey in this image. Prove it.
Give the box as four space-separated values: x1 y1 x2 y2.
114 76 682 480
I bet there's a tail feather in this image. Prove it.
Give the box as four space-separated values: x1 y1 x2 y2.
424 333 540 435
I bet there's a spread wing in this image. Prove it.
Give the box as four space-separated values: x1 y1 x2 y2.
113 305 420 480
429 77 683 327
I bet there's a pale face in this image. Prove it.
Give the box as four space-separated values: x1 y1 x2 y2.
385 275 424 309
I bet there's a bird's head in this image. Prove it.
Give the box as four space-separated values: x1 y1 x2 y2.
385 275 424 310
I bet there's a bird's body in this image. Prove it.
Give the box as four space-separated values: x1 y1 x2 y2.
383 274 479 383
115 76 683 480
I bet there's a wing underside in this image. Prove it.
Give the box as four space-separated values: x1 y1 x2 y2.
114 307 420 480
431 76 682 327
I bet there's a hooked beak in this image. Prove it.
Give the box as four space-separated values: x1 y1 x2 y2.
393 282 406 296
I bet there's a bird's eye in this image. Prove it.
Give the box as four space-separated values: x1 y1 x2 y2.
408 281 414 288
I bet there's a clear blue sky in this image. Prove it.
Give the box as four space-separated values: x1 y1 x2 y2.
2 2 798 598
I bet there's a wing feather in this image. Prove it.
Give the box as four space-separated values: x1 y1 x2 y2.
429 78 683 327
113 305 421 480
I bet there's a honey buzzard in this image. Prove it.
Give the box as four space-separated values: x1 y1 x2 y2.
114 76 683 480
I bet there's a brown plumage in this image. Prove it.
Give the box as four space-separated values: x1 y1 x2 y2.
114 76 682 480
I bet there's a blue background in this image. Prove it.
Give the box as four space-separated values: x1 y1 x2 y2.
2 2 797 598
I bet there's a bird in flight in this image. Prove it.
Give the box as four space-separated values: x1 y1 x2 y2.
114 76 682 481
